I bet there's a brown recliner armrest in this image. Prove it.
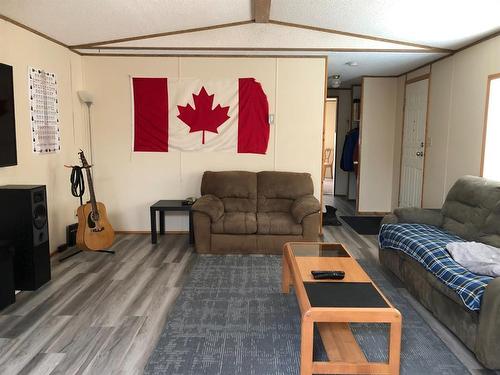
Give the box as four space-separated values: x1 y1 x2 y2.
291 195 320 224
192 195 224 222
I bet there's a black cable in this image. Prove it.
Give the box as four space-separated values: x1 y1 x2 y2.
70 166 85 206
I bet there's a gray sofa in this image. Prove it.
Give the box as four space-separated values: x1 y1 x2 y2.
379 176 500 369
192 171 320 254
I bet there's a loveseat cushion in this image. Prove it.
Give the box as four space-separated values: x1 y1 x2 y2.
201 171 257 212
257 212 303 235
379 223 494 311
442 176 500 240
211 212 257 234
257 171 314 213
478 202 500 248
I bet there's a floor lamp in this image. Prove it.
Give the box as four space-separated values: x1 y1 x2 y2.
60 90 114 262
77 90 94 164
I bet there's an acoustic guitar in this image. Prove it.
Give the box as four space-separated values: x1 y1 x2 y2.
76 151 115 251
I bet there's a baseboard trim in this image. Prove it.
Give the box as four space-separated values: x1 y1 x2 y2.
355 211 390 216
115 230 189 234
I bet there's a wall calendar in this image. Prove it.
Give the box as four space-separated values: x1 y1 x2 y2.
28 66 61 153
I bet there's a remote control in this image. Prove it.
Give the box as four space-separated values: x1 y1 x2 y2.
311 270 345 280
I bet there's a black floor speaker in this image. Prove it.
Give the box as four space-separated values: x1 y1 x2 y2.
0 241 15 309
0 185 51 291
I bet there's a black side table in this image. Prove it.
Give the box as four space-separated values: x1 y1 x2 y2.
0 240 16 310
150 200 194 245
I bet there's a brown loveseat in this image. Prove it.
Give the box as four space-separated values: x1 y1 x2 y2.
192 171 320 254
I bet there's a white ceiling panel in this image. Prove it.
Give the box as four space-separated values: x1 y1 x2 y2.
0 0 252 46
271 0 500 49
2 0 494 85
98 23 425 50
327 52 446 86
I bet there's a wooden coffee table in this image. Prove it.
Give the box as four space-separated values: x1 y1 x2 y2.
282 242 402 375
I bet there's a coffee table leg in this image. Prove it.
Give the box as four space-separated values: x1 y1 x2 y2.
300 317 314 375
150 208 157 244
388 314 402 375
282 255 291 294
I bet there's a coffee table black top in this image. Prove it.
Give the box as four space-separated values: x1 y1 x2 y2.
151 200 193 211
289 242 350 258
304 282 389 308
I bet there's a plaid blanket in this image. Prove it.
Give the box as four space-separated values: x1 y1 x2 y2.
379 223 493 311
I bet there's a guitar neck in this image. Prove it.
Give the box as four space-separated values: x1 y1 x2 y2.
85 167 99 213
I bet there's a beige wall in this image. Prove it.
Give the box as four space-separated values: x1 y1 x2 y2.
358 77 398 213
82 56 325 231
0 19 85 253
422 60 453 207
419 35 500 207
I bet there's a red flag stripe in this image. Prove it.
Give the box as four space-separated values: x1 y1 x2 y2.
238 78 270 154
133 77 168 152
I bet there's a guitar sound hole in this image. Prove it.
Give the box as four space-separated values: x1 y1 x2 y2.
87 212 96 228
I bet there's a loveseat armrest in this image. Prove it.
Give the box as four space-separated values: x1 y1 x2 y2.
291 195 321 224
476 277 500 369
382 207 443 227
192 195 224 222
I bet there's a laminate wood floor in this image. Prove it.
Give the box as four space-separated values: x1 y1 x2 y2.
0 197 497 374
0 234 194 375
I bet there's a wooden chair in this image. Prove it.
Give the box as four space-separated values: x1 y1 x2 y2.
323 148 334 179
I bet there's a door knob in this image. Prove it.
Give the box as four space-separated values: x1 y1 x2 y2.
416 151 424 157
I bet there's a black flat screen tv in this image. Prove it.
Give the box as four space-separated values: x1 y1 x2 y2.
0 63 17 167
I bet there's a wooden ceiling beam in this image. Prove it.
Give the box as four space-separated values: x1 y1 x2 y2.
254 0 271 23
70 20 254 48
74 46 445 54
269 20 453 53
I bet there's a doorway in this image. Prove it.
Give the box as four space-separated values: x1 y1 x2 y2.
399 78 429 207
323 98 337 204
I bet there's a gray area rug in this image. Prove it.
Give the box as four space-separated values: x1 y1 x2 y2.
145 255 469 375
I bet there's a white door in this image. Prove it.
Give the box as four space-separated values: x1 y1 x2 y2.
399 79 428 208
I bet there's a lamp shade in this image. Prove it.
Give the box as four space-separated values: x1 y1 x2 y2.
77 90 93 104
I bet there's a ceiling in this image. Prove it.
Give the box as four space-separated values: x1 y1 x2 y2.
1 0 499 86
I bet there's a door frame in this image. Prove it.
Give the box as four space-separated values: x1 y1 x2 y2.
480 72 500 177
324 96 339 181
355 81 364 214
397 70 432 208
332 89 352 196
351 84 361 205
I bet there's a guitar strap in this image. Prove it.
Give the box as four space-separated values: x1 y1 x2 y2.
70 166 85 206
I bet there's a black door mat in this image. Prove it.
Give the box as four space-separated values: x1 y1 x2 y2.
340 216 383 235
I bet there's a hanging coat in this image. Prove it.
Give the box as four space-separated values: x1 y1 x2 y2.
340 128 359 172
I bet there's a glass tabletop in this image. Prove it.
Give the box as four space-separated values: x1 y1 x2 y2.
288 242 350 258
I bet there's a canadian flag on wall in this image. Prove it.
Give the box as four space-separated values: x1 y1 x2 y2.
132 77 270 154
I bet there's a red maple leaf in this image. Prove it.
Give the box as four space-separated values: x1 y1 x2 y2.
177 86 230 144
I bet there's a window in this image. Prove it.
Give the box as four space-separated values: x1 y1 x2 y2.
482 75 500 181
